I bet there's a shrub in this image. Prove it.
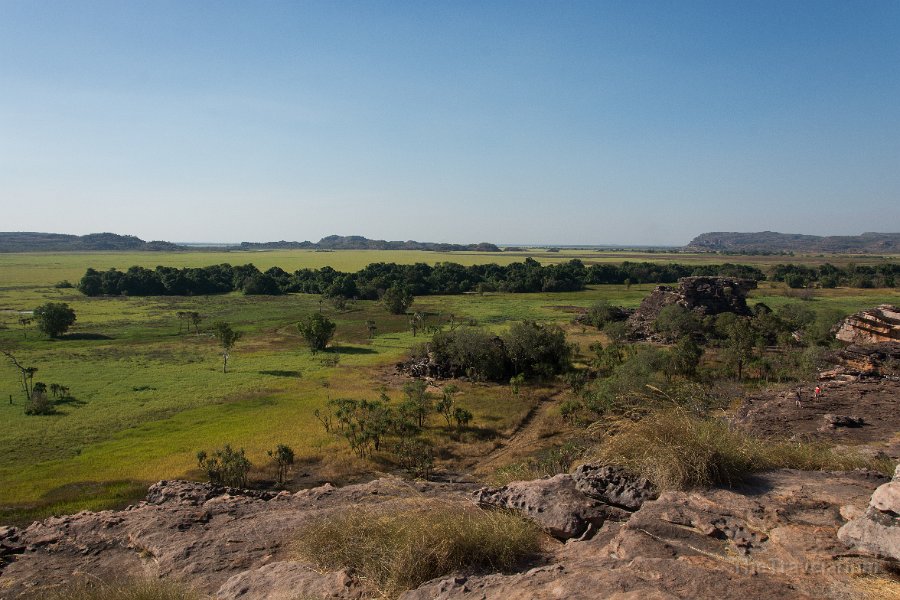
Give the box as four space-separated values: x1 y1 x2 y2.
24 386 55 415
196 444 251 487
294 500 543 596
33 302 77 337
297 313 336 353
382 284 413 314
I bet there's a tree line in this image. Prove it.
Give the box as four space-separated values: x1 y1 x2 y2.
77 259 767 298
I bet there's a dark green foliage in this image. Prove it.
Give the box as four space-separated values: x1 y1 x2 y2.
33 302 77 337
581 300 629 329
297 313 336 353
196 444 251 487
504 321 572 378
267 444 295 485
418 321 572 383
382 284 413 314
76 259 777 298
653 304 704 342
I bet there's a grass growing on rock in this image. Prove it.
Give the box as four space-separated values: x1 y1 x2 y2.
294 499 544 597
593 409 892 491
24 579 201 600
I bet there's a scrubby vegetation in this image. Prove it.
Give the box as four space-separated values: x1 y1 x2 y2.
593 409 892 491
294 500 543 596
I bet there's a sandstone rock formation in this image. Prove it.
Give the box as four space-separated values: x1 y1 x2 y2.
839 464 900 560
2 470 898 599
627 276 757 340
834 304 900 345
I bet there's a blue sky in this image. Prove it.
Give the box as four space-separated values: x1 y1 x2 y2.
1 1 898 245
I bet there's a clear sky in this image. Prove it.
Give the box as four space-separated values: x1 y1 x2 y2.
1 1 898 245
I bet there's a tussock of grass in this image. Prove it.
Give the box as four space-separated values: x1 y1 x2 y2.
593 409 892 491
24 579 200 600
294 499 543 597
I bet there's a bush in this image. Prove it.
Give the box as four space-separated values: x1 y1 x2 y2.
297 313 336 353
382 284 413 314
504 321 572 378
33 302 77 337
24 387 55 415
196 444 251 487
294 500 543 596
593 409 893 491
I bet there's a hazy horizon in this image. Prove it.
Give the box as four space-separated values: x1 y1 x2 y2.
2 1 898 245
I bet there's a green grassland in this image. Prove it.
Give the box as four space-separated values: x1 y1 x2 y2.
0 251 897 524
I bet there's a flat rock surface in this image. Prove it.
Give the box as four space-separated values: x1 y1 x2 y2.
735 379 900 454
2 469 898 599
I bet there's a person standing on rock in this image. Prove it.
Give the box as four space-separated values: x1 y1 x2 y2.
814 385 821 400
795 387 802 408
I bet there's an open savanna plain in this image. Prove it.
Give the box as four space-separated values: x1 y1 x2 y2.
1 249 898 524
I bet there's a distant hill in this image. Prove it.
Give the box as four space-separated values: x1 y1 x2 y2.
0 232 184 253
237 235 501 252
686 231 900 254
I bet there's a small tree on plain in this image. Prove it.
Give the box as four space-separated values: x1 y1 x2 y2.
297 313 336 353
381 285 413 315
2 350 37 401
211 321 242 373
267 444 295 486
33 302 76 338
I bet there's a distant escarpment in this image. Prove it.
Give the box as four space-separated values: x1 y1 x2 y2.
687 231 900 254
237 235 501 252
0 232 183 253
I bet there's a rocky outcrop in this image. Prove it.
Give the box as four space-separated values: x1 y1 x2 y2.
2 470 898 600
406 469 895 600
627 276 757 340
821 342 900 380
834 304 900 345
472 470 640 540
839 464 900 560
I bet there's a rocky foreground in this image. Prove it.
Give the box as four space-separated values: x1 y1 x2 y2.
1 464 898 600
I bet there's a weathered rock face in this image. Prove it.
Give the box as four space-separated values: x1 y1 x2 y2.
839 464 900 560
2 469 898 600
821 342 900 380
834 304 900 345
471 470 641 540
405 469 895 600
627 276 757 340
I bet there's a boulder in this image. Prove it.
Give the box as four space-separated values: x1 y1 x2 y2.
570 464 657 511
838 463 900 560
820 414 865 430
472 474 630 540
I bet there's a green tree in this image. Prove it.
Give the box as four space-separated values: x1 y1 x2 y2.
401 379 431 428
197 444 251 487
382 285 413 315
2 349 38 402
297 313 336 353
435 384 459 427
665 336 703 381
211 321 242 373
33 302 76 338
267 444 295 486
717 315 756 380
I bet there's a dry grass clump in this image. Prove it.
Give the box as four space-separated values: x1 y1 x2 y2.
593 409 892 491
294 499 543 597
25 579 200 600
